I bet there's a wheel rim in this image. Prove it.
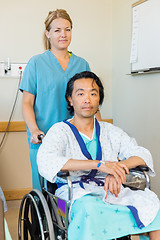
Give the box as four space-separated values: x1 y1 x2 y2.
18 193 45 240
18 190 55 240
30 189 55 240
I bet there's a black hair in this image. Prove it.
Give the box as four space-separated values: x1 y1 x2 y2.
65 71 104 114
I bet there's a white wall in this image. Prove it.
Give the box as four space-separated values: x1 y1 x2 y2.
112 0 160 197
0 0 112 190
1 0 160 198
0 0 112 121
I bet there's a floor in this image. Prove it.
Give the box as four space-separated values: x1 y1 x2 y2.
5 200 140 240
5 200 21 239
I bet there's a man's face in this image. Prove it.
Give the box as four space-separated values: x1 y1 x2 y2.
68 78 100 119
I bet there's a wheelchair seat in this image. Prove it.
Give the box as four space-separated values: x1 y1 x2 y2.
18 166 150 240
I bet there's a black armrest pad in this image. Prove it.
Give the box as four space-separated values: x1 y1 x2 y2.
45 171 70 194
130 165 149 172
46 181 58 194
57 171 70 178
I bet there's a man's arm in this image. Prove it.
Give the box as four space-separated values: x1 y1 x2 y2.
62 159 129 185
120 156 146 169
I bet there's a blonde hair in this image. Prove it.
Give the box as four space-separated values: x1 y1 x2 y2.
43 9 73 50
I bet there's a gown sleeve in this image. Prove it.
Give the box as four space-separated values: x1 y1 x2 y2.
103 123 155 176
37 123 71 183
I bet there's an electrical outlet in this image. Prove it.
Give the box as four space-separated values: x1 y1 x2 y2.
0 62 27 77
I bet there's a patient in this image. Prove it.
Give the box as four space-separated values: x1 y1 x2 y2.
37 71 160 240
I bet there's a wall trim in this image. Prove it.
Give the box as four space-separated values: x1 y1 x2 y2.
3 188 32 200
0 119 113 133
103 119 113 124
0 121 26 132
132 0 148 8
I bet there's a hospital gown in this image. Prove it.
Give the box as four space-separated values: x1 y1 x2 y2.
37 120 160 239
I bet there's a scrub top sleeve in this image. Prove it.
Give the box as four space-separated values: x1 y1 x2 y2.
19 57 37 96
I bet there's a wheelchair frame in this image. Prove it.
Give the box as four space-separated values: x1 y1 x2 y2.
18 166 149 240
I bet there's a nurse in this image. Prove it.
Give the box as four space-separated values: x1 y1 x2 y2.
19 9 98 190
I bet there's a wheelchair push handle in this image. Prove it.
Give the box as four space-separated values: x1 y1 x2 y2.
38 134 45 141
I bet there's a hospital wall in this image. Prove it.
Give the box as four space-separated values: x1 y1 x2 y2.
1 0 160 199
0 0 112 195
112 0 160 197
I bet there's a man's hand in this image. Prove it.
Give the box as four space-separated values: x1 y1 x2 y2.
98 161 129 185
104 174 122 199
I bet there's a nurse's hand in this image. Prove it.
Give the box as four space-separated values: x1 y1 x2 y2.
30 130 45 144
104 174 122 199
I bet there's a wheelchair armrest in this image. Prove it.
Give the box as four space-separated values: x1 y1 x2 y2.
45 171 70 195
129 165 149 172
57 171 70 178
123 165 150 190
57 171 73 201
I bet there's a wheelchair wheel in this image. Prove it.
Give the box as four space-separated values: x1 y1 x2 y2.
43 190 67 240
18 189 55 240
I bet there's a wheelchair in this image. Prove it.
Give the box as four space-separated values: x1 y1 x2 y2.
18 166 150 240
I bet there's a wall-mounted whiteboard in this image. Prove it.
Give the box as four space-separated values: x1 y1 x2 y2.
130 0 160 73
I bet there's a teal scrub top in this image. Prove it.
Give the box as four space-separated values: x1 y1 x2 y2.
19 50 90 149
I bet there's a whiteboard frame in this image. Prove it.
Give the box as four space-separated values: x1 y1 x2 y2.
131 0 160 74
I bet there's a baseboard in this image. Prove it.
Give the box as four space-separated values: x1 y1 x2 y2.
3 188 32 200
